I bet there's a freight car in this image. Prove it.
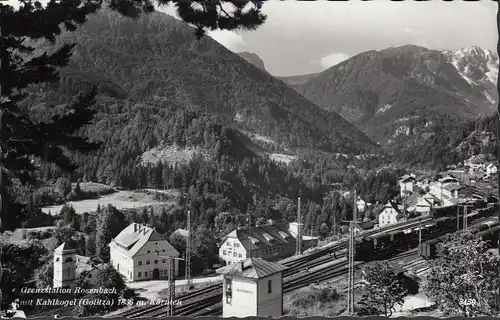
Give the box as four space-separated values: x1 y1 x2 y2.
420 218 500 259
476 225 500 248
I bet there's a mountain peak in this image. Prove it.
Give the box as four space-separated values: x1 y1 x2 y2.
237 52 267 71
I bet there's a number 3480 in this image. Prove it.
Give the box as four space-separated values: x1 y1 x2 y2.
459 299 478 306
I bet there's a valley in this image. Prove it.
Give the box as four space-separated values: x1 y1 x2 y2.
0 1 498 319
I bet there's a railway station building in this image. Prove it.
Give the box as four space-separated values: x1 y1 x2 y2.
219 222 318 265
109 223 180 282
217 257 287 318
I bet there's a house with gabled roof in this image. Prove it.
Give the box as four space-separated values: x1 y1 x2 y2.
219 222 316 266
399 174 416 197
378 201 405 227
217 258 288 317
487 163 498 176
109 223 179 282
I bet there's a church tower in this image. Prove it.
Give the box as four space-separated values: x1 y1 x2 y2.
53 242 77 290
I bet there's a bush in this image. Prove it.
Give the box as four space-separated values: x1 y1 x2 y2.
287 284 345 317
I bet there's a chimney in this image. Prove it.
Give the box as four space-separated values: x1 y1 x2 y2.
239 260 245 272
134 223 137 233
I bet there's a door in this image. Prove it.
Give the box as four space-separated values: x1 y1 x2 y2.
153 268 160 279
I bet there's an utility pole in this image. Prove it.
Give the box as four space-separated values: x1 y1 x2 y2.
157 254 184 316
353 190 357 222
418 218 422 255
456 204 460 231
185 210 192 291
403 184 407 220
247 211 252 258
295 197 302 256
463 205 469 231
345 218 355 315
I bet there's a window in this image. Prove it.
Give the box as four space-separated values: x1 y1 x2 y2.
268 280 272 294
155 260 158 264
139 261 143 266
156 242 158 245
65 257 73 263
226 241 231 246
238 254 242 258
164 270 168 275
223 250 227 255
147 250 151 254
56 258 60 262
234 243 239 247
146 260 151 265
162 259 166 263
233 252 237 257
138 272 142 278
162 249 165 252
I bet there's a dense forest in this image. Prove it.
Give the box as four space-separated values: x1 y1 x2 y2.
387 113 498 170
4 8 497 249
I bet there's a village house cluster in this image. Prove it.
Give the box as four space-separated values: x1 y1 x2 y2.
377 158 498 228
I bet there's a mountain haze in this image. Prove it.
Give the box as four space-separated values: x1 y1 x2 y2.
281 45 498 143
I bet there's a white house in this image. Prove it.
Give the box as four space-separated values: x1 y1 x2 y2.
398 175 416 197
356 197 367 213
465 156 486 173
219 223 317 266
217 258 287 318
487 163 498 176
109 223 180 282
378 201 405 227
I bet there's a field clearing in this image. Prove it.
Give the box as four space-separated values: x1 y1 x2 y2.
41 190 175 215
270 153 297 165
0 226 58 249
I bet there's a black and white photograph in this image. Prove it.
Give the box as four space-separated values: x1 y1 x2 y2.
0 0 499 318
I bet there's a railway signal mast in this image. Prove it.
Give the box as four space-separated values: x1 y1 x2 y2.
345 190 357 315
296 197 302 256
185 210 193 291
157 254 184 316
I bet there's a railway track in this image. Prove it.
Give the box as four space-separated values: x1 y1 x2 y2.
116 213 493 318
194 213 497 317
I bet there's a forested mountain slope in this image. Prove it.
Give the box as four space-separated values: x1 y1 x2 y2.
14 9 382 226
42 9 375 155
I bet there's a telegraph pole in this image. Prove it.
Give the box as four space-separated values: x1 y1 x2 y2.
247 211 252 258
403 184 407 220
296 197 302 256
418 218 422 255
464 205 468 231
456 204 460 231
185 211 192 291
158 254 184 316
345 219 355 315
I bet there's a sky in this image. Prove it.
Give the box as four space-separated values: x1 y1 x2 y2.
159 0 498 77
4 0 498 77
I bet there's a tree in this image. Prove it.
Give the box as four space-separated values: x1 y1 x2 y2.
422 232 500 316
357 261 407 317
95 210 113 262
0 0 268 307
74 263 126 316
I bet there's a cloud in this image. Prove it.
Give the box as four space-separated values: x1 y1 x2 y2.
208 30 246 52
315 53 350 69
